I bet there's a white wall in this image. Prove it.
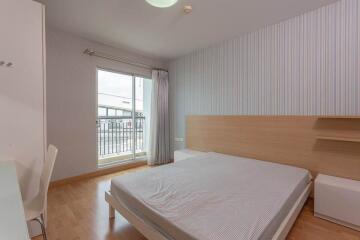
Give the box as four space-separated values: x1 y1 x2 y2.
47 28 167 181
169 0 360 152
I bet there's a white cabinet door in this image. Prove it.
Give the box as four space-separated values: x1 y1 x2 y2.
0 0 45 202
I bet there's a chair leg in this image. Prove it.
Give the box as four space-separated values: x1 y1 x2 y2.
33 215 47 240
109 204 115 219
40 213 48 240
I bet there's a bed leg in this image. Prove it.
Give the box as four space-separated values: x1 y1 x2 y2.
109 204 115 219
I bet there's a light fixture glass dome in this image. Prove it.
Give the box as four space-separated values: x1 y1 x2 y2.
146 0 178 8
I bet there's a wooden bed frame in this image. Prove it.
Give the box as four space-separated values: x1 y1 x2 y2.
105 182 311 240
105 191 169 240
186 116 360 181
105 115 359 239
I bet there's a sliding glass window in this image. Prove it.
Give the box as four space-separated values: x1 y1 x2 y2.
97 69 152 166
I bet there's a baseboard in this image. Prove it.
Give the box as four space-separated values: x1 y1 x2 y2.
50 160 147 188
314 213 360 232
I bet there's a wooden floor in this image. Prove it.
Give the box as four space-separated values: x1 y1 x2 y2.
33 166 360 240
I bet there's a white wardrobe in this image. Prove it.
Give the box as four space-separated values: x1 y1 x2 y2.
0 0 46 214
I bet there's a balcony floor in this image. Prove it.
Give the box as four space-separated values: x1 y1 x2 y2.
98 151 146 166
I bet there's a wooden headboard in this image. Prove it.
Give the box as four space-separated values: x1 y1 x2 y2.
186 116 360 181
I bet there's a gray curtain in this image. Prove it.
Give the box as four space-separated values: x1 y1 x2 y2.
148 70 171 165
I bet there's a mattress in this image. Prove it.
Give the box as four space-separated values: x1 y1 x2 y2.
111 152 311 240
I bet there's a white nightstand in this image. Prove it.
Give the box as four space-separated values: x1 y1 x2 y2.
174 149 206 162
314 174 360 231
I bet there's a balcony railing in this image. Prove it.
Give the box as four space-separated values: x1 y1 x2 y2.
97 116 145 159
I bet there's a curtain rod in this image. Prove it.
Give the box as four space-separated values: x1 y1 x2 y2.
83 48 167 72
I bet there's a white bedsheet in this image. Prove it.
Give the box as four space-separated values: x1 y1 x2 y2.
111 152 311 240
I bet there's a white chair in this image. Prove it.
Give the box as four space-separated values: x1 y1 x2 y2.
24 145 58 240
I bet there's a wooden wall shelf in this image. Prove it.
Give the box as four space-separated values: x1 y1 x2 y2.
317 135 360 143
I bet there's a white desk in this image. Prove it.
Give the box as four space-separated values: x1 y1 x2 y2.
0 162 30 240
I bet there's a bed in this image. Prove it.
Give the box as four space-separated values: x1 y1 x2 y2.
105 152 312 240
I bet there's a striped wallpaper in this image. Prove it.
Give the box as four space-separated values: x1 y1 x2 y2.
169 0 360 151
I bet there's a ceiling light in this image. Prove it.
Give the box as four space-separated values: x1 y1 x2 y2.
145 0 178 8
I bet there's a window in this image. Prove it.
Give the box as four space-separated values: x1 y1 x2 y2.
97 69 152 166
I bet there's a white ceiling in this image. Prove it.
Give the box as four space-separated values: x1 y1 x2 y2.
45 0 337 60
